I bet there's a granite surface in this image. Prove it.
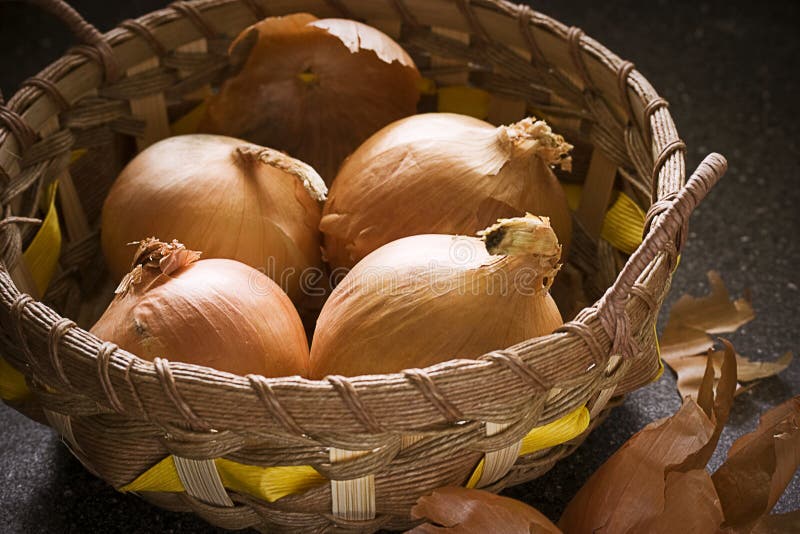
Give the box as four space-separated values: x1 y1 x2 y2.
1 1 797 532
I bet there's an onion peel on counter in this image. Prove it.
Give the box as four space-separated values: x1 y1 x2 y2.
660 270 792 400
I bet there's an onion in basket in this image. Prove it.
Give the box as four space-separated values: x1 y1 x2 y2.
91 239 309 377
200 13 421 185
320 113 574 269
100 134 326 304
309 214 563 378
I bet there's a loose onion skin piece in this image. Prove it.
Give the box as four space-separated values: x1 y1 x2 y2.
320 113 574 270
100 134 326 304
310 215 563 378
91 239 309 378
200 13 421 185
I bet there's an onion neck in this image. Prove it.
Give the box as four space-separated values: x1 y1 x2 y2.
496 117 573 171
478 214 562 291
115 238 201 295
233 145 327 201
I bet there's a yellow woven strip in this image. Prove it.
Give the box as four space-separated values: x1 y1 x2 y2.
170 101 208 137
0 356 29 402
70 148 87 165
466 405 590 489
418 77 437 95
653 323 665 381
437 86 490 120
600 192 646 255
465 458 485 489
23 181 61 296
563 186 646 253
121 455 326 502
216 458 325 503
563 183 582 212
121 456 184 493
518 405 590 456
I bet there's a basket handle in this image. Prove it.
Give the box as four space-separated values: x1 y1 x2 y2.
19 0 119 81
597 152 728 358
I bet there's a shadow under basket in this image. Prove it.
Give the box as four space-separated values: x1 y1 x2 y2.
0 0 727 531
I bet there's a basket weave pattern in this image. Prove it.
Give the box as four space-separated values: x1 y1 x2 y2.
0 0 726 531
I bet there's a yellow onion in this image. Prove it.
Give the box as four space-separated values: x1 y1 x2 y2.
310 214 563 378
91 239 309 377
320 113 573 270
101 134 326 304
200 13 421 184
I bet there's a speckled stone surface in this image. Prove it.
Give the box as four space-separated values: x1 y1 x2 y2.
1 1 797 531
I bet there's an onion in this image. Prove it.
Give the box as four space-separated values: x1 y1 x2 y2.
101 134 326 304
309 214 563 378
200 13 421 184
91 239 309 377
320 113 573 270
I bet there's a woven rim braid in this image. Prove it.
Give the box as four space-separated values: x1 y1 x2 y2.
0 0 726 531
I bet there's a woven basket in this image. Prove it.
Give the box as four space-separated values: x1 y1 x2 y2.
0 0 727 531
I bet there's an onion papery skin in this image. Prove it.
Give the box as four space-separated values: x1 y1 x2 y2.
310 216 563 378
320 113 573 270
200 13 421 185
101 134 326 305
91 242 309 378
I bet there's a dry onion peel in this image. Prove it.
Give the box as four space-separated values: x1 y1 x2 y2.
200 13 421 184
310 214 563 378
101 134 326 304
410 487 561 534
559 346 737 533
712 395 800 530
321 113 573 269
660 271 792 399
92 238 309 378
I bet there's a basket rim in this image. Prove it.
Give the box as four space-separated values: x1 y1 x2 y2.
0 0 688 435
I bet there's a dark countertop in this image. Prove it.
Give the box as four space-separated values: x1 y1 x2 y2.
1 1 798 532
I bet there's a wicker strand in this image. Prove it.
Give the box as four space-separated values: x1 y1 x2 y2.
404 368 465 424
478 350 551 391
122 356 148 419
11 293 35 364
456 0 490 43
27 0 119 82
246 374 306 436
651 139 687 201
630 283 658 313
616 61 637 126
0 211 35 282
96 341 124 413
20 77 70 112
643 97 670 148
643 193 677 237
170 1 218 40
47 318 76 389
477 421 522 487
0 102 37 152
153 358 211 431
556 321 606 367
328 375 384 434
566 26 594 94
173 456 235 507
120 19 167 57
516 6 548 69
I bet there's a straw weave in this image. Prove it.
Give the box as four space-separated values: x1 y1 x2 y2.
0 0 726 531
